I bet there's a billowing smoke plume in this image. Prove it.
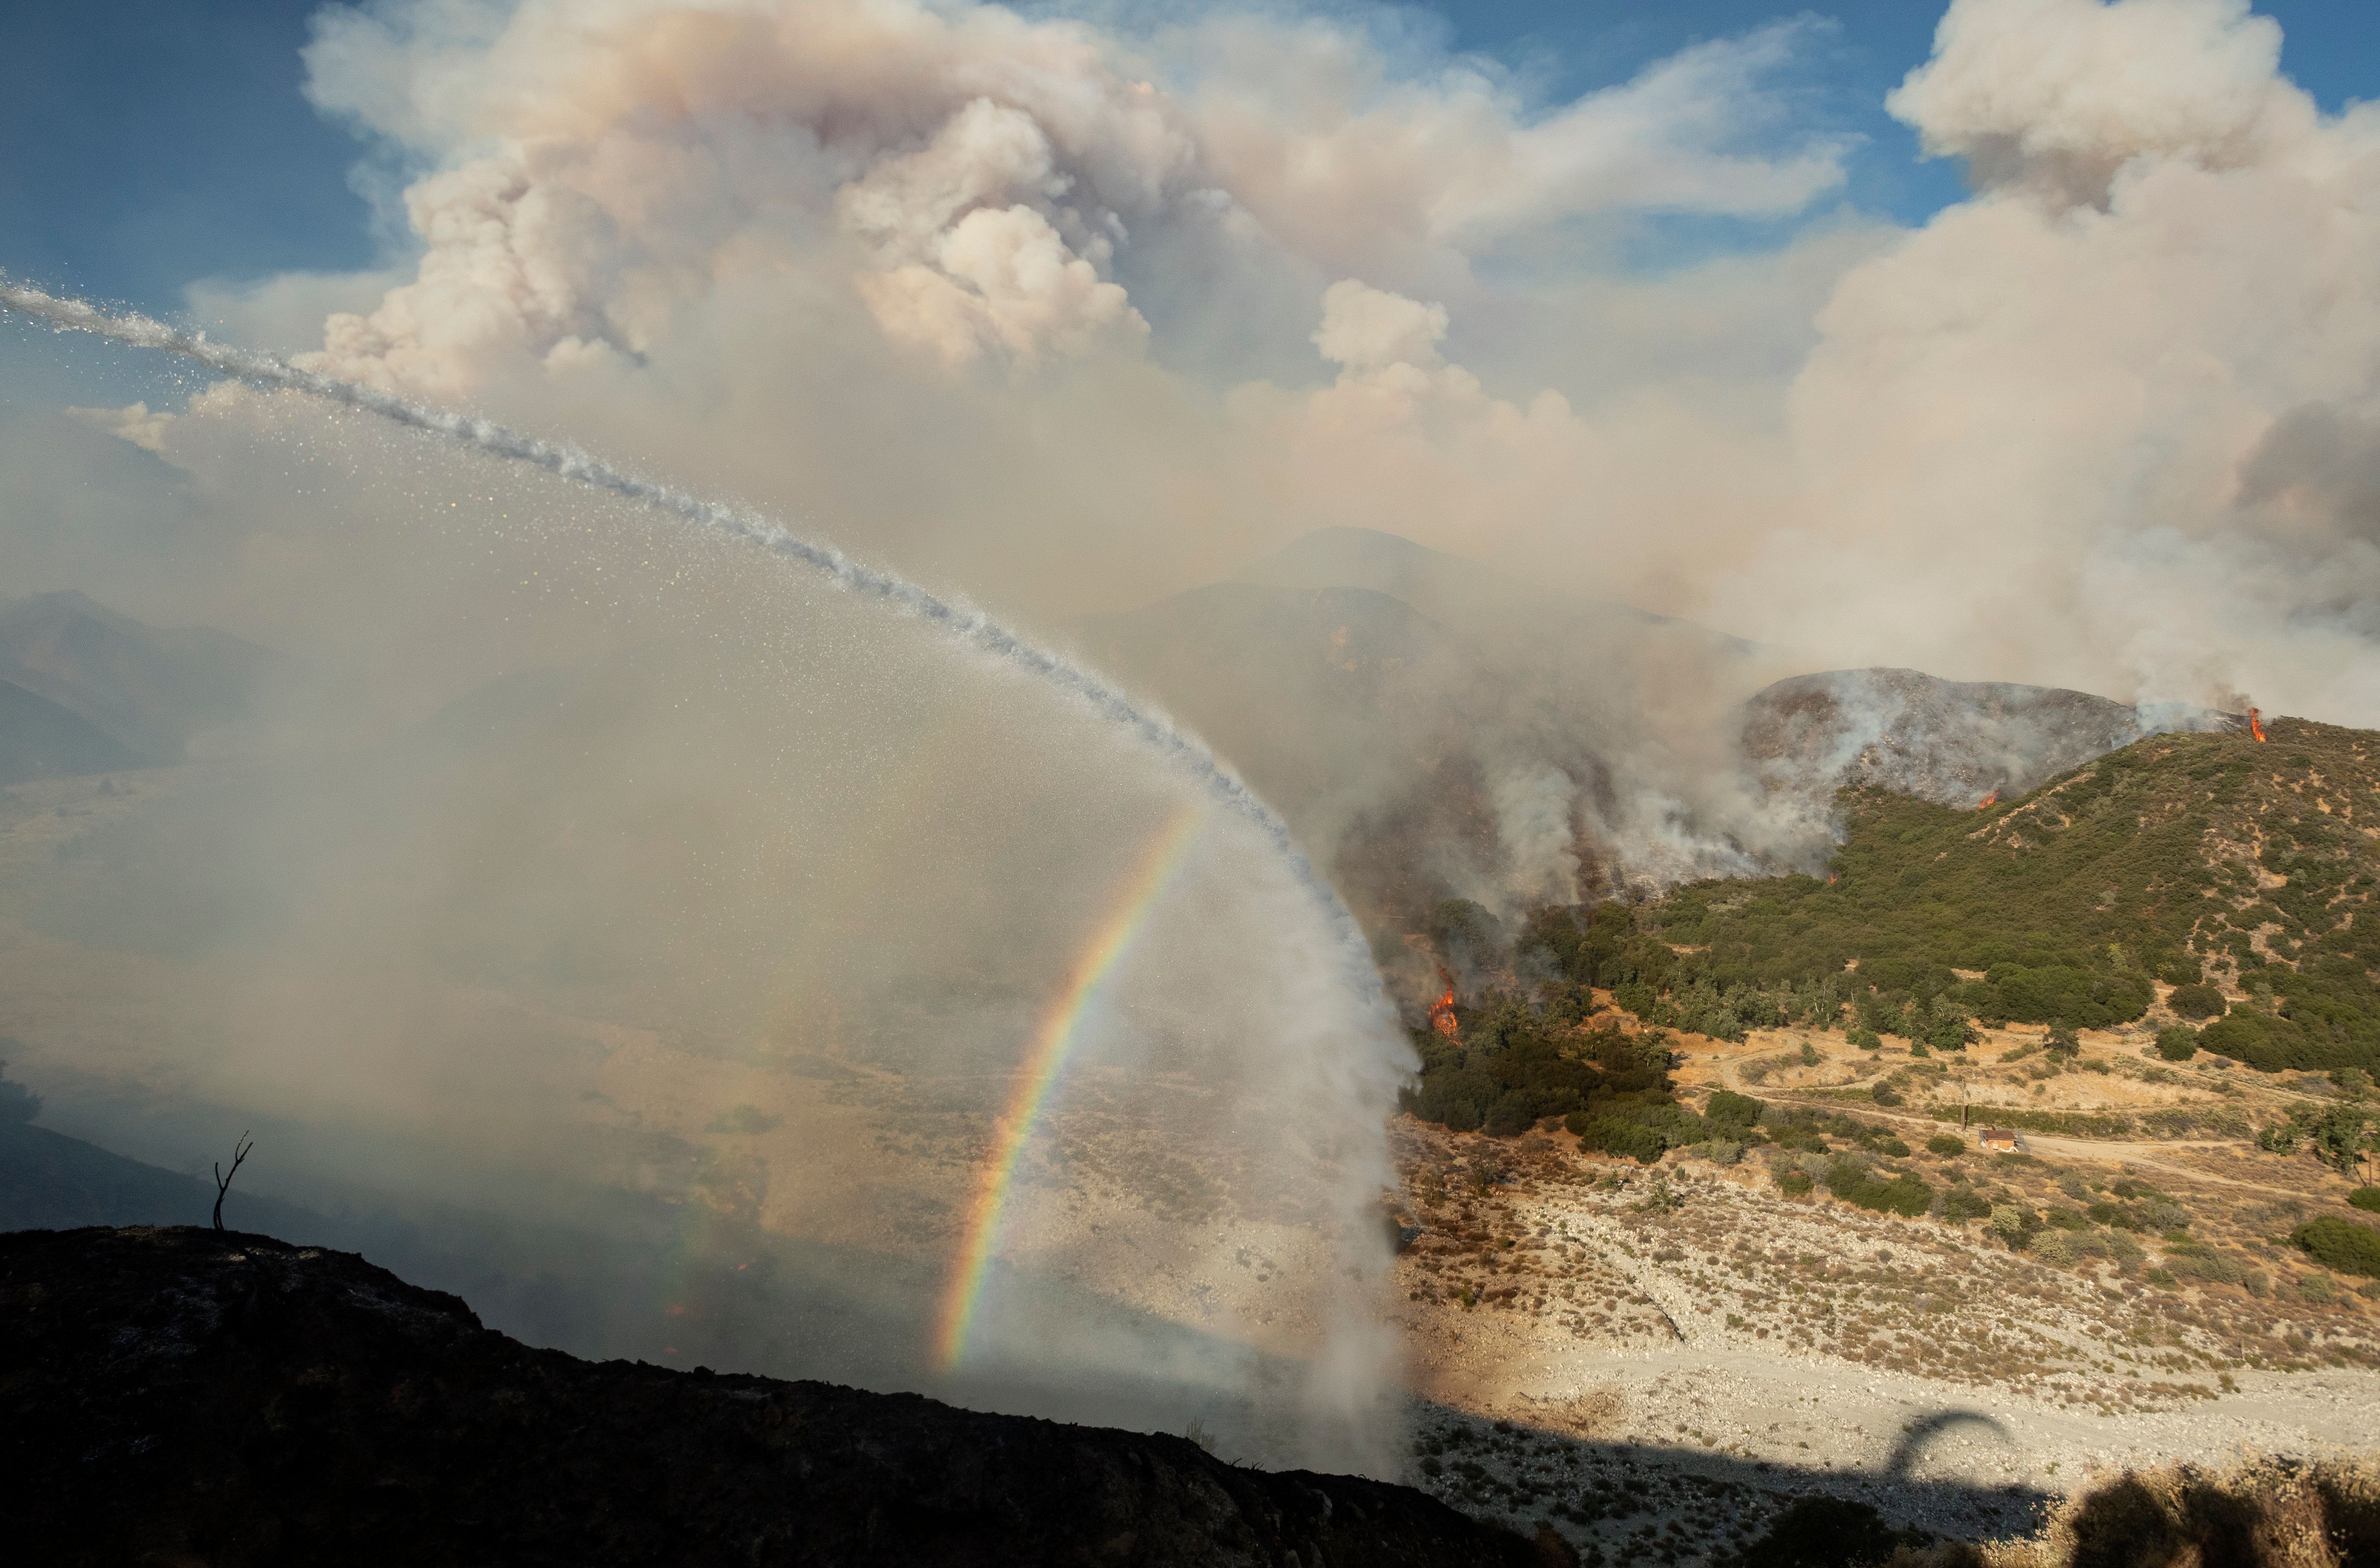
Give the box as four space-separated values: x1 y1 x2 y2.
102 0 2367 904
219 0 2376 720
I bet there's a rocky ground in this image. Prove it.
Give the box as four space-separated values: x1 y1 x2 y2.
1381 1019 2380 1565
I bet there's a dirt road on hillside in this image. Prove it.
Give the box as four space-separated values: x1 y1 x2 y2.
1752 1094 2318 1200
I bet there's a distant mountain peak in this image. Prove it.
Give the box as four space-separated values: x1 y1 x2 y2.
0 591 278 770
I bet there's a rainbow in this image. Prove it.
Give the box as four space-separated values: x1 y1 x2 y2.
933 803 1206 1369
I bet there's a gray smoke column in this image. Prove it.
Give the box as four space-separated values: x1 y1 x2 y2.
0 283 1371 989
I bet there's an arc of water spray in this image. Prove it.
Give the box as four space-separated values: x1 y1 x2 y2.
0 282 1381 996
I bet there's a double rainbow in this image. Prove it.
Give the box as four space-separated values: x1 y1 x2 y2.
933 803 1205 1369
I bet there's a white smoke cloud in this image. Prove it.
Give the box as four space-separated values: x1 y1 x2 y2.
1887 0 2306 206
1311 279 1446 373
26 0 2380 885
285 0 1847 394
1741 0 2380 723
1489 765 1580 910
66 403 175 455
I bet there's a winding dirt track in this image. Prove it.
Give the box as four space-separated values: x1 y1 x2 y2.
1756 1096 2318 1200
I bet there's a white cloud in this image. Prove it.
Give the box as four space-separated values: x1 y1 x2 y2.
66 402 174 455
286 0 1848 393
1889 0 2309 206
1311 279 1445 372
44 0 2380 738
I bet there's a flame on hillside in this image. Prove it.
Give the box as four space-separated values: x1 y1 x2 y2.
1975 789 1999 810
2249 707 2268 743
1429 971 1459 1040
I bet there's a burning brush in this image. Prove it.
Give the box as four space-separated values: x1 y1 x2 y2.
1429 971 1459 1041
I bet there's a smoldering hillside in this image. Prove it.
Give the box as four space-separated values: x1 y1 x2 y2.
1072 528 2240 995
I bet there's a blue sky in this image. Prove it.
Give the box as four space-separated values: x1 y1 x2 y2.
1 0 2375 314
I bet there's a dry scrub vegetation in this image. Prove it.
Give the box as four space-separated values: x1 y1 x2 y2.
1382 1011 2380 1564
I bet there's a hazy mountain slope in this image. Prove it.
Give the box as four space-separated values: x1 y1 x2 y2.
1741 666 2234 808
0 591 276 763
0 677 137 785
1079 530 1795 932
1075 582 1519 928
1081 531 2260 949
1644 716 2380 1071
1233 526 1750 651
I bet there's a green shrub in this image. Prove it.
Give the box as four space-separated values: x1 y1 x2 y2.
2168 982 2228 1020
1568 1112 1668 1164
1706 1089 1766 1127
1612 981 1659 1018
2156 1025 2201 1061
2292 1216 2380 1278
1927 1134 1966 1157
1799 1041 1820 1066
1484 1092 1536 1136
2166 1251 2247 1286
1848 1028 1882 1052
1870 1082 1903 1107
1824 1158 1933 1218
2309 1104 2377 1171
2350 1187 2380 1214
1940 1187 1993 1222
1776 1169 1814 1196
1401 1010 1616 1133
1874 1135 1911 1157
1925 1014 1975 1052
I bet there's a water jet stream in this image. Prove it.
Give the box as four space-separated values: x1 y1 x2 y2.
0 282 1383 1003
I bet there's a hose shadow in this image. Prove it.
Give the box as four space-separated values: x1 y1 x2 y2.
1403 1393 2052 1562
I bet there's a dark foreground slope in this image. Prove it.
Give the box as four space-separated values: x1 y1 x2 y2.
0 1226 1548 1568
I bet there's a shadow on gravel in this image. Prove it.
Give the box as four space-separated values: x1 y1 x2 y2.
1403 1395 2050 1566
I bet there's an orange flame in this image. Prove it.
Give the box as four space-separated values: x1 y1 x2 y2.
1429 969 1459 1040
1975 789 1999 810
2248 706 2267 743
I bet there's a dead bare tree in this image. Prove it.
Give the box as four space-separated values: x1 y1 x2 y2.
212 1133 252 1232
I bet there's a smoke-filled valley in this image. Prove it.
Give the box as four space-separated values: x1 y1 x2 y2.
0 502 1423 1470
